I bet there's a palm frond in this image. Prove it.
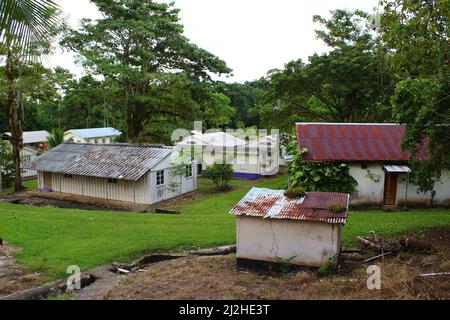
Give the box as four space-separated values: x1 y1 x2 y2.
0 0 60 58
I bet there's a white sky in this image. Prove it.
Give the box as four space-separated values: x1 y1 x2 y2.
49 0 379 83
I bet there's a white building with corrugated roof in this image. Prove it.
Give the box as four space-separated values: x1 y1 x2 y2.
27 143 197 205
1 130 50 179
230 187 350 268
64 127 121 144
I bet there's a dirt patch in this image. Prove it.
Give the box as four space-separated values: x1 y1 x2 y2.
0 243 45 297
9 196 123 212
107 228 450 300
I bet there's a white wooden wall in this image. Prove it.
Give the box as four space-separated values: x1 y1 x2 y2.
36 156 198 205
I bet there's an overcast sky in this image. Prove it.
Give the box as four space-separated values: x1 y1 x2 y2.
50 0 379 83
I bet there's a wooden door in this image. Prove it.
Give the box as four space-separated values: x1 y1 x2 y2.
383 173 398 205
43 172 53 188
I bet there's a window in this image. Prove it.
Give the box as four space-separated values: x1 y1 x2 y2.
64 174 73 179
23 155 32 163
156 170 165 186
107 178 118 184
185 165 193 178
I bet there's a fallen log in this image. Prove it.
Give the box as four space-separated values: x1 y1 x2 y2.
190 245 236 256
400 237 433 252
357 235 401 253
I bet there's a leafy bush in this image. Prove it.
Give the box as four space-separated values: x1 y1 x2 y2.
274 256 297 274
203 162 234 190
0 140 14 188
287 141 357 193
316 255 339 276
284 187 306 198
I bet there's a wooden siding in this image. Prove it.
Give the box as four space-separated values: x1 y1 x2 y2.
39 172 151 204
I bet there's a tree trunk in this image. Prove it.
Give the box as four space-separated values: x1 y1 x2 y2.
6 52 24 192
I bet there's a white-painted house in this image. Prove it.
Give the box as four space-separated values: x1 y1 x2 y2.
2 130 50 179
28 143 197 205
177 131 281 179
230 187 349 267
64 127 121 144
296 123 450 206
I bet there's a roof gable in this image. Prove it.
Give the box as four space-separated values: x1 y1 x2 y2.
28 143 173 181
296 123 426 162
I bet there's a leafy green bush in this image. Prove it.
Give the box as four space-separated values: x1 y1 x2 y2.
316 255 339 276
284 187 306 198
203 162 234 190
287 142 357 193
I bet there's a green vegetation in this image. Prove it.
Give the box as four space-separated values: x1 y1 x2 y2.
317 255 339 276
202 163 235 191
284 187 306 198
0 179 37 195
287 144 358 193
1 175 449 282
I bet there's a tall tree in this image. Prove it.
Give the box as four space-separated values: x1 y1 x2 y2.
262 10 394 131
382 0 450 197
61 0 231 142
0 0 60 191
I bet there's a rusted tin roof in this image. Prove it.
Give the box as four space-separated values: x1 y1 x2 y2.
27 143 173 181
230 187 349 224
296 123 427 162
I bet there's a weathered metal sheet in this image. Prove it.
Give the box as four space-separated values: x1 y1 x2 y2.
230 187 349 224
27 143 173 181
296 123 427 162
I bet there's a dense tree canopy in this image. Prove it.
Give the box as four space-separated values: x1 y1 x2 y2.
61 0 231 142
259 9 394 133
382 0 450 196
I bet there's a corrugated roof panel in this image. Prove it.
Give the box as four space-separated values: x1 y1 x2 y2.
230 188 349 224
27 143 173 181
3 131 49 144
296 123 427 162
66 127 121 139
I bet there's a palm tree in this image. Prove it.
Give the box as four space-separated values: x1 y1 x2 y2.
46 128 65 149
0 0 60 192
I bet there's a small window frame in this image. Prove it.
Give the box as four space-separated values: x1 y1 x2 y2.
156 170 165 186
185 165 193 178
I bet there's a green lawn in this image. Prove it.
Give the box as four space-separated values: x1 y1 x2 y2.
0 179 38 195
0 174 449 281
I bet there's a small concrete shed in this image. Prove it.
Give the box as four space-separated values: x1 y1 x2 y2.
230 187 350 267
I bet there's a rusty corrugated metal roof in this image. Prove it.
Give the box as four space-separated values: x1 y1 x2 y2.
230 187 349 224
27 143 173 181
296 123 427 162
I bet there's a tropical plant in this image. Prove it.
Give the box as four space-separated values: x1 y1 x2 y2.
287 141 357 193
46 128 64 149
0 0 61 192
383 0 450 196
0 140 14 188
203 162 234 191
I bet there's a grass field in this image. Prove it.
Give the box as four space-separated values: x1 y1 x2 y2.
0 175 450 281
0 179 38 196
